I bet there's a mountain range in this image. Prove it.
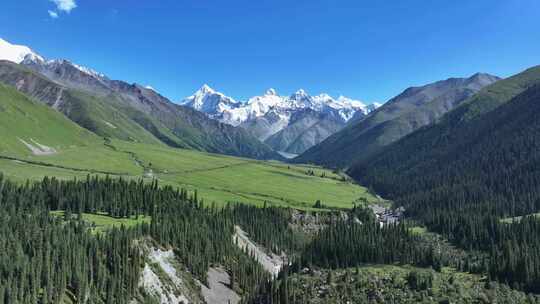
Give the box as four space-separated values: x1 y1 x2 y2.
0 38 280 160
295 72 500 167
181 85 380 155
0 37 512 169
350 64 540 184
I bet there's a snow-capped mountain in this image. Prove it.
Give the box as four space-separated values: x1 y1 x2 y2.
1 38 112 95
181 85 380 154
182 84 241 117
182 86 377 127
222 88 290 127
0 37 280 160
43 59 107 79
0 38 43 64
1 37 380 156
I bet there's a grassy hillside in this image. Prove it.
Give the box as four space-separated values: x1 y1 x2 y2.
112 140 373 209
3 138 376 209
1 145 374 209
50 210 151 234
0 82 100 155
0 61 166 146
0 82 141 174
460 65 540 120
62 89 170 146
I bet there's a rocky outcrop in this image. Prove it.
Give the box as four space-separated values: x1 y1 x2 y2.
233 226 286 278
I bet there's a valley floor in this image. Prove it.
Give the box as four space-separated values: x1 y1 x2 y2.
1 138 377 210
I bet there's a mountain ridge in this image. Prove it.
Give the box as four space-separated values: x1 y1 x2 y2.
294 72 500 168
349 65 540 196
0 38 281 160
182 85 381 153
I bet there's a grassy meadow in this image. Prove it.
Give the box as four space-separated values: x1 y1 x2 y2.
1 138 377 210
50 210 151 233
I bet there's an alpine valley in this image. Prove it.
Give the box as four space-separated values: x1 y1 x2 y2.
2 7 540 304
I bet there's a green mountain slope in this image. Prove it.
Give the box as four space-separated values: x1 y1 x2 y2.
0 61 166 145
0 60 280 160
294 73 499 168
350 65 540 203
349 65 540 292
0 82 142 176
0 82 100 156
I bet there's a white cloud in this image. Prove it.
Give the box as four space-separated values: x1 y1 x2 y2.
50 0 77 13
48 10 59 18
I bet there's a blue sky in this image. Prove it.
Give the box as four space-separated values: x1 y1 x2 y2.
2 0 540 103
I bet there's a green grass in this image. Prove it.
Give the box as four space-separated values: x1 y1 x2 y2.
2 137 376 210
461 65 540 121
64 89 184 147
0 83 377 210
51 211 151 233
408 226 428 235
0 83 100 156
110 140 376 209
0 159 98 182
4 138 376 209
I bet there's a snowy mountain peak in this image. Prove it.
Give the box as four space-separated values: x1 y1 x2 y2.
0 38 43 64
183 85 381 130
23 53 45 63
71 62 106 79
181 85 239 116
265 88 277 96
198 84 215 94
336 95 366 107
292 89 308 98
317 93 332 100
20 54 107 80
0 38 106 82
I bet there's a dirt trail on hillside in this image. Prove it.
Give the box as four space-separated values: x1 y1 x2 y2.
162 161 255 175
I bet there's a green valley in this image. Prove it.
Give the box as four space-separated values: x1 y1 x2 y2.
0 83 375 210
